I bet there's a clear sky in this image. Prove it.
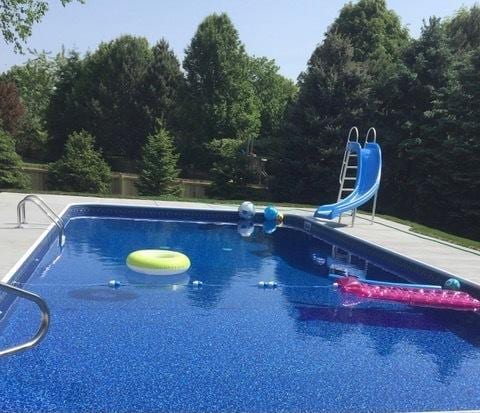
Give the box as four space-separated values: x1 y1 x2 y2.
1 0 478 80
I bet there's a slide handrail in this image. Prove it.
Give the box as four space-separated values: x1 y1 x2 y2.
347 126 359 142
0 282 50 357
365 127 377 144
339 127 359 184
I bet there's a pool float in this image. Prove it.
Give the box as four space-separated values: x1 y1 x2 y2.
126 250 191 275
336 276 480 312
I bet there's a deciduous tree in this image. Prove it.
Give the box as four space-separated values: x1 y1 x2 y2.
182 13 260 171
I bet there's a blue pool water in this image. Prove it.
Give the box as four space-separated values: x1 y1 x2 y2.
0 215 479 412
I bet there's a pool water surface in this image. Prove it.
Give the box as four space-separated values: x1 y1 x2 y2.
0 216 479 412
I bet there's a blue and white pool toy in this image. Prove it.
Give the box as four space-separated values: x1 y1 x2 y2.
238 201 255 220
264 205 279 221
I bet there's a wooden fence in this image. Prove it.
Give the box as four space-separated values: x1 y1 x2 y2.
23 165 212 198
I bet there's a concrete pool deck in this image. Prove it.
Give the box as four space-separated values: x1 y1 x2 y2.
1 192 479 288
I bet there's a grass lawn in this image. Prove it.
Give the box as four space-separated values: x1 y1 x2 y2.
374 213 480 252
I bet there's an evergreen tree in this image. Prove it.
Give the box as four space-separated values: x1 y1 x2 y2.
420 48 480 239
271 33 371 203
0 128 29 189
143 39 184 134
327 0 410 64
46 51 85 160
375 17 453 216
48 36 154 161
48 131 111 193
182 13 260 171
136 123 181 196
319 0 410 214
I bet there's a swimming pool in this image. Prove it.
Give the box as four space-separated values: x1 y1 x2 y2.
1 204 479 412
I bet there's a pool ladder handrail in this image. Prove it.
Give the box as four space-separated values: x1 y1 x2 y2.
17 195 65 247
0 282 50 357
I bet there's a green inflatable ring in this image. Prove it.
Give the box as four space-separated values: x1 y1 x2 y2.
126 249 191 275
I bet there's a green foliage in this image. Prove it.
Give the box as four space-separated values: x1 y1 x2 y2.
446 5 480 52
0 128 29 189
0 81 25 136
136 123 181 196
143 39 184 134
0 0 80 53
72 35 152 159
416 47 480 239
47 36 183 163
3 52 62 160
248 56 297 145
373 17 454 214
206 138 253 199
328 0 410 64
182 13 260 170
46 51 83 160
48 130 111 193
270 33 371 203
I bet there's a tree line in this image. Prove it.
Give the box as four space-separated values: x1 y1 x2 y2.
0 1 479 240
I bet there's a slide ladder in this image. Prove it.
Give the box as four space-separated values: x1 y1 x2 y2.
314 127 381 225
337 127 360 223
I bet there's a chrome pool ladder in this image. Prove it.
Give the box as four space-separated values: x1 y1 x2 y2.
17 195 65 247
0 282 50 357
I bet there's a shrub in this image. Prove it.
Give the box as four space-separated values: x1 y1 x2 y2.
48 131 111 193
136 123 181 196
0 128 29 189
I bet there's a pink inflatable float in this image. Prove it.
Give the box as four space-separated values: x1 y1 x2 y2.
337 276 480 312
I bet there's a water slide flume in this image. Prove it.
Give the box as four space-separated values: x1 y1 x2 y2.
314 128 381 220
336 276 480 312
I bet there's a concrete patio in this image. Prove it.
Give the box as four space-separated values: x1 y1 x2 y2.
1 191 479 287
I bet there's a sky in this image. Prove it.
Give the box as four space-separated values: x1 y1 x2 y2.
1 0 478 80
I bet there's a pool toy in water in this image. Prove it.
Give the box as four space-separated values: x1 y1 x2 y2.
238 201 255 220
126 250 191 275
444 278 461 291
264 205 279 221
336 276 480 311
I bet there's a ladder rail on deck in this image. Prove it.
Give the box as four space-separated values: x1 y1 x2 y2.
0 282 50 357
17 195 65 247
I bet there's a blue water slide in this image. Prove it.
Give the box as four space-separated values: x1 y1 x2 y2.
314 138 382 220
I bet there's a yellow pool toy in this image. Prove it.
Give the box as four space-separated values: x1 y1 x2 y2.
126 250 191 275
